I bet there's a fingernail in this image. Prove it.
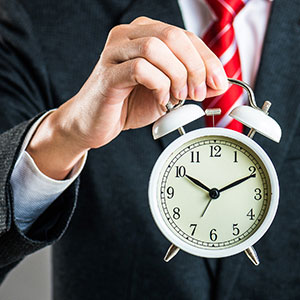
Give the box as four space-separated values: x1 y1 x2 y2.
194 82 207 101
160 104 168 112
210 69 228 90
161 93 170 106
178 85 188 100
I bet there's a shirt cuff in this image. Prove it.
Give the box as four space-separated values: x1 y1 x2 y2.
10 110 87 232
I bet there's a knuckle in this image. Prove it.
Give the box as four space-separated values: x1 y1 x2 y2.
161 77 171 89
99 48 110 62
100 45 118 64
206 56 223 72
169 72 187 89
108 24 128 38
161 26 184 43
140 37 159 57
173 63 188 81
131 58 145 78
185 30 197 40
175 70 188 84
156 80 171 96
189 63 206 78
131 16 151 25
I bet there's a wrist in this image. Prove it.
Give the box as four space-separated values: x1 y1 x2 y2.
26 107 88 180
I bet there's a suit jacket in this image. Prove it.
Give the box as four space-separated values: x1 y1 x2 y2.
0 0 299 299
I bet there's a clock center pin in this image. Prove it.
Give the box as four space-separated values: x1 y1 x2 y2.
209 188 220 199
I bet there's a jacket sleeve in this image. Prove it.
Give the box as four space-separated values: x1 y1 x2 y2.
0 0 79 283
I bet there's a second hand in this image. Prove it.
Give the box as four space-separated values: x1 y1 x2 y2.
201 198 212 217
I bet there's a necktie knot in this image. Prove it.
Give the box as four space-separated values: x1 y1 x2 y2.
206 0 247 24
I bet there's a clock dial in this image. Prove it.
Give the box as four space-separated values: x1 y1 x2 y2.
157 135 271 251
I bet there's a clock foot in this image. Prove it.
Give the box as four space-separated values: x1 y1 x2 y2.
164 244 180 262
244 246 260 266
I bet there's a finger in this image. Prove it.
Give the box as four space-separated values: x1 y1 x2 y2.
106 17 164 44
127 23 208 101
130 16 156 25
186 31 228 97
105 58 171 106
108 19 227 100
104 37 188 100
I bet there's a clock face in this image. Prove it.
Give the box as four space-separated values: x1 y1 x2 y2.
149 128 279 258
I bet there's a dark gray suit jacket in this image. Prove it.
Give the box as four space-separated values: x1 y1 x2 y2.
0 0 299 299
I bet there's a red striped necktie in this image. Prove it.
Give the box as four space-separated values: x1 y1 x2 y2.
202 0 248 132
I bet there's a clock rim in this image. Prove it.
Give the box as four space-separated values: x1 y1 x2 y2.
148 127 279 258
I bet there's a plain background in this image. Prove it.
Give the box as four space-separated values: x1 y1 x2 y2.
0 246 51 300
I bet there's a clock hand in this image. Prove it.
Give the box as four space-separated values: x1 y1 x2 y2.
219 173 256 193
185 174 211 193
200 188 220 217
201 198 213 217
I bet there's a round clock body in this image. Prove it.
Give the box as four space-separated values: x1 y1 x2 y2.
149 128 279 258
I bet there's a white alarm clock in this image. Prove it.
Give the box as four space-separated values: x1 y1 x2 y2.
148 79 281 266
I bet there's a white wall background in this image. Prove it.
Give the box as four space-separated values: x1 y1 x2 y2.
0 246 51 300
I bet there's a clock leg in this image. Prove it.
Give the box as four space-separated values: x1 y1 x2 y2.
164 244 180 262
244 246 260 266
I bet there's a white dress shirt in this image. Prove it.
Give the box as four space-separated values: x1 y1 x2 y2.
10 0 272 232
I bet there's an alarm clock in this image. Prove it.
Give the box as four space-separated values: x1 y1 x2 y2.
148 79 281 266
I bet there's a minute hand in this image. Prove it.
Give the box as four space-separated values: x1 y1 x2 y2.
219 173 256 193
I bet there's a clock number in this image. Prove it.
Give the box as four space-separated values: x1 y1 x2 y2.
190 224 197 236
232 224 240 236
233 151 238 163
173 207 181 220
247 208 255 220
166 186 174 199
210 145 221 157
191 151 200 163
209 229 218 241
254 188 262 200
175 166 186 178
249 166 256 175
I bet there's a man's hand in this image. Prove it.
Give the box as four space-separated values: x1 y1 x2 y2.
27 17 228 180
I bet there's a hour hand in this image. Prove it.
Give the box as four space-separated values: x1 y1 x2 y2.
185 174 211 193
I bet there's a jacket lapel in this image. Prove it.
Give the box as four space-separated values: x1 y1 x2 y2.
250 0 300 172
216 2 300 299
